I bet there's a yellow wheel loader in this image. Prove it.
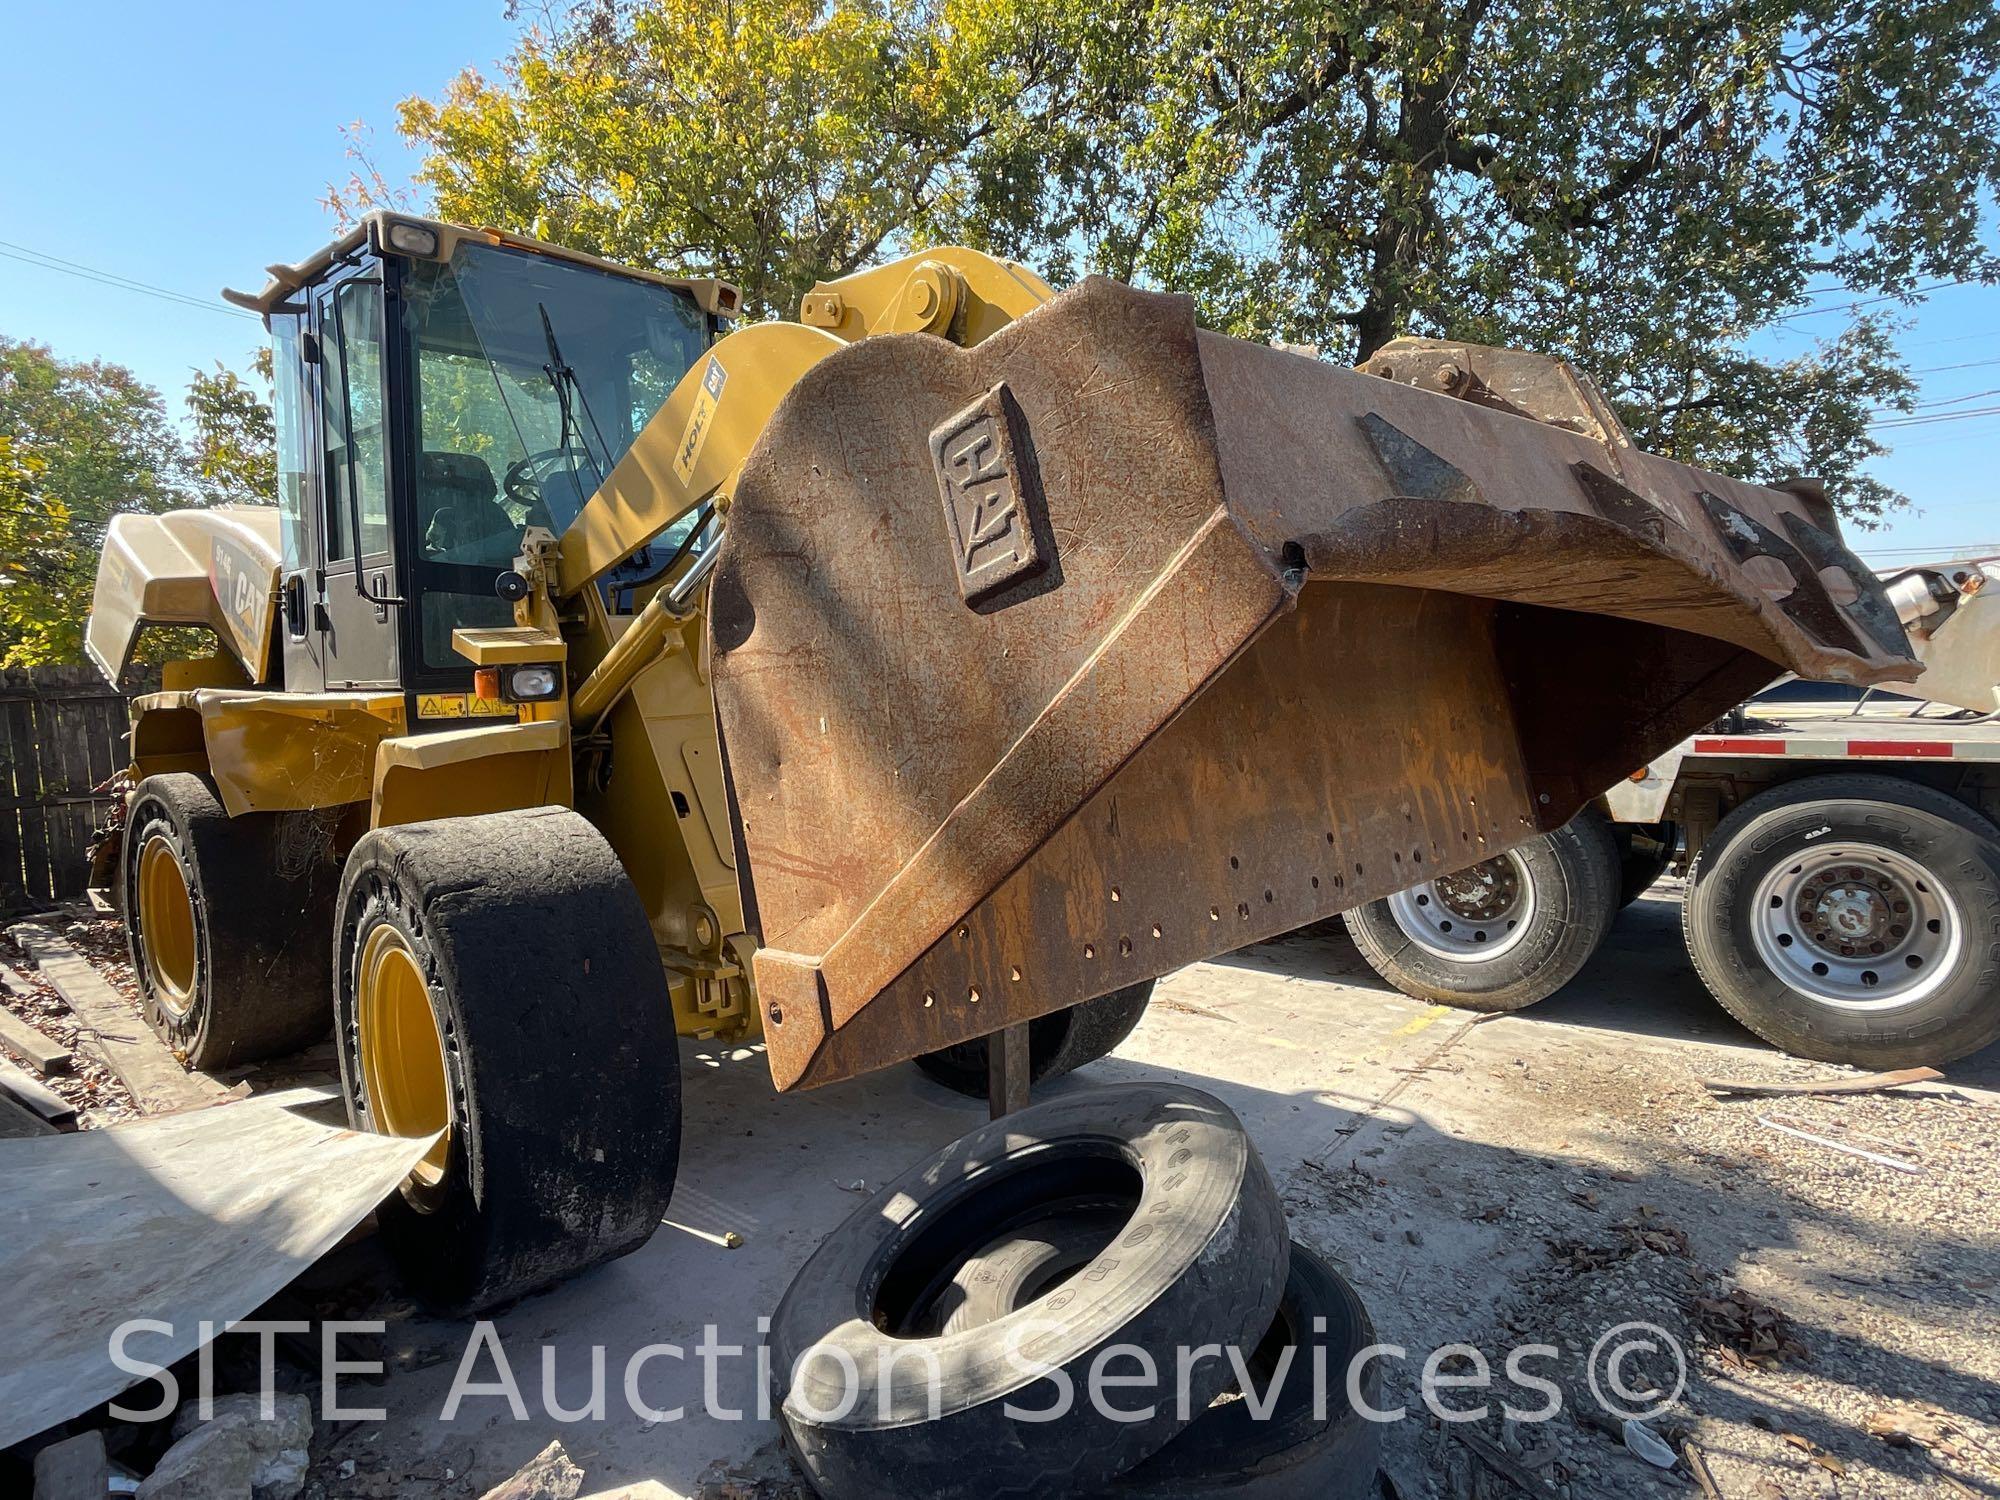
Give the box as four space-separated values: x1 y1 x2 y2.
86 212 1916 1310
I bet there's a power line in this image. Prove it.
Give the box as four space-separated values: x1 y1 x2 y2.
1872 404 2000 430
1858 544 2000 556
0 240 256 321
1910 356 2000 375
1770 275 1989 324
1872 386 2000 415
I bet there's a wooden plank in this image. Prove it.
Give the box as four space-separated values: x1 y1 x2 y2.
80 688 124 789
0 1054 77 1130
0 1089 55 1137
10 696 53 909
1699 1066 1944 1099
0 696 25 913
45 694 91 901
0 983 72 1074
6 922 225 1114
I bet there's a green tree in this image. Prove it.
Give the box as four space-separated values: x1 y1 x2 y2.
0 339 196 666
376 0 1999 524
186 348 277 507
380 0 1045 319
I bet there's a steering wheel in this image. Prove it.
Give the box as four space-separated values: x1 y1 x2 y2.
503 446 597 516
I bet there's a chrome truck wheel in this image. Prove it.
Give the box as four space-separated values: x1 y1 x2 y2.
1748 843 1961 1010
1385 850 1537 961
1687 774 2000 1067
1343 808 1621 1013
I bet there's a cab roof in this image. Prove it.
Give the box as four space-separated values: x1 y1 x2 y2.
221 211 741 322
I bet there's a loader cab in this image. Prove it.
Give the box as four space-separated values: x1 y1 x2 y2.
266 220 720 703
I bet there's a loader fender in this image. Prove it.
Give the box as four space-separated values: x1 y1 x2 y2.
710 276 1918 1091
86 507 281 684
371 719 574 828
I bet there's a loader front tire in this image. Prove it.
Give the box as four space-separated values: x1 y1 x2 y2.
123 773 334 1070
1342 808 1621 1012
334 807 680 1315
911 980 1155 1097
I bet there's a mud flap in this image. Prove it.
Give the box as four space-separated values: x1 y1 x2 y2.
709 278 1917 1090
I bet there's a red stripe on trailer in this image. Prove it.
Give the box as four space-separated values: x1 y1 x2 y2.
1847 739 1953 758
1693 737 1786 754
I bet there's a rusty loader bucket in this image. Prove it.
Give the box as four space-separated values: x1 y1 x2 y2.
709 279 1917 1090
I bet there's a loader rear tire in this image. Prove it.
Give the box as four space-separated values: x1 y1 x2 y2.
911 980 1154 1097
1341 808 1620 1012
1616 821 1678 907
772 1082 1288 1500
334 807 680 1315
123 773 334 1070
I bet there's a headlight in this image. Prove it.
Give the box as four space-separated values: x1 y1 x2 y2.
384 221 440 258
504 664 562 701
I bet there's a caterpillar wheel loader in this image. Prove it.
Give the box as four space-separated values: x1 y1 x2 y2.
85 213 1916 1311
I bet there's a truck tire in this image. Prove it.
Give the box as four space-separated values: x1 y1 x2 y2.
772 1082 1289 1500
911 981 1154 1097
1106 1243 1380 1499
1341 808 1621 1012
334 807 681 1314
123 773 334 1069
1616 821 1678 907
935 1231 1381 1499
1684 774 2000 1067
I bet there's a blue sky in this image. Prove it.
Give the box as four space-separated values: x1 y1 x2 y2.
1 0 1993 567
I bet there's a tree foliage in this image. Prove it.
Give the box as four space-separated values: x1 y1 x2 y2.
388 0 1044 319
376 0 2000 525
0 339 196 665
0 338 275 667
186 347 277 508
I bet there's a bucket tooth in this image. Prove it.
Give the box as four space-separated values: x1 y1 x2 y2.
709 276 1919 1090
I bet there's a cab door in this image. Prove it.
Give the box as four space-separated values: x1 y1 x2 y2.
312 267 401 689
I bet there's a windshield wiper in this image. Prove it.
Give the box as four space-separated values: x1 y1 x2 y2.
538 303 613 493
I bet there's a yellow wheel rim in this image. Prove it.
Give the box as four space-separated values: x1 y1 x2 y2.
356 925 451 1188
136 835 197 1017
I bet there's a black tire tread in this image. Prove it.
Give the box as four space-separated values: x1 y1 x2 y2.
334 806 681 1314
912 980 1155 1096
123 772 334 1069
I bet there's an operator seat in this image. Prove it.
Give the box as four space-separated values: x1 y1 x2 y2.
419 451 514 562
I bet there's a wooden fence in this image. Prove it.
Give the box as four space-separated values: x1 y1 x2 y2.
0 665 133 915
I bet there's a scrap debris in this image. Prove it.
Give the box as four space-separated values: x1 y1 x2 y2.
1756 1114 1924 1173
1691 1287 1810 1369
1699 1066 1944 1099
6 921 226 1114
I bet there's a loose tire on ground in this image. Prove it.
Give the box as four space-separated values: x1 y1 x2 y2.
123 772 335 1069
771 1082 1290 1500
1684 774 2000 1068
1341 807 1621 1012
912 980 1155 1097
933 1228 1381 1499
334 807 681 1314
1106 1242 1380 1499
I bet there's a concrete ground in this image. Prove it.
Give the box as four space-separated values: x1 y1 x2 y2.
286 884 2000 1498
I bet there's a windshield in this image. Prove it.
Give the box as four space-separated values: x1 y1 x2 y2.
401 241 708 667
